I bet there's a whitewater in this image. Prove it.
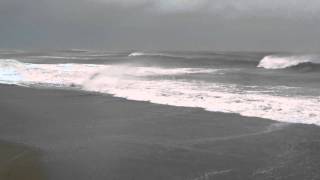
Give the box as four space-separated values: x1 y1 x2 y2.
258 55 320 69
0 51 320 125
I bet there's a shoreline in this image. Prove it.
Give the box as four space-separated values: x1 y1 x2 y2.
1 84 320 180
19 83 312 127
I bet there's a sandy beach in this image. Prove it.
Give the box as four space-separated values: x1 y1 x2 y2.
0 84 320 180
0 140 44 180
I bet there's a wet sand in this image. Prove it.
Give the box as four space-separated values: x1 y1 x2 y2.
0 140 44 180
0 84 320 180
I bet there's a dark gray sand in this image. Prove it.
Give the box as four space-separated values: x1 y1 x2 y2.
0 84 320 180
0 140 44 180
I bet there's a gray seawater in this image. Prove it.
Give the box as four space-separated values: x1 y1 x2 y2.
0 50 320 124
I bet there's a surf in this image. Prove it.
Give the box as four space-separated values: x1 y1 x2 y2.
0 59 319 125
257 55 320 70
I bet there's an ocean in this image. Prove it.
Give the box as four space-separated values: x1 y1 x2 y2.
1 49 319 125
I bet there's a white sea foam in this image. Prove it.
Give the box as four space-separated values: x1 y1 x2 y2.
0 59 24 84
128 52 146 57
128 52 185 58
258 55 319 69
128 52 165 57
1 59 320 125
84 78 320 125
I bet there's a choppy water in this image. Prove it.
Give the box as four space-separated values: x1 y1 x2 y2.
1 50 320 125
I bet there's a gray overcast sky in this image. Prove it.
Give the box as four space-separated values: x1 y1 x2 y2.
0 0 320 52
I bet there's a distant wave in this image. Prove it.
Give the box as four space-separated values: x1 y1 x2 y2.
128 52 260 67
128 52 171 57
128 52 146 57
1 59 320 125
128 52 188 59
257 55 320 70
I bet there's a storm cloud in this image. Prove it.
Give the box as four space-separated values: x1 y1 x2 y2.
0 0 320 51
91 0 320 17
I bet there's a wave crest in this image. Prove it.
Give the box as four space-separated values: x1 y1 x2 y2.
128 52 172 58
128 52 186 59
257 55 319 70
128 52 146 57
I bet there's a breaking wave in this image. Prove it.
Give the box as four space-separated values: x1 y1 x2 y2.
1 59 320 125
128 52 166 57
128 52 188 59
128 52 146 57
258 55 320 70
